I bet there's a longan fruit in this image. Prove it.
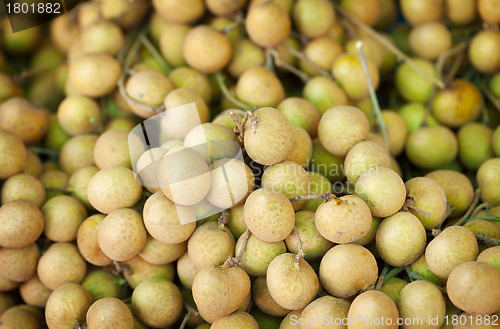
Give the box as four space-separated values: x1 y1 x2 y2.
0 200 44 249
303 172 332 212
1 173 45 207
0 243 40 282
93 129 131 169
348 290 399 328
339 0 381 26
292 0 335 38
246 1 291 48
50 15 80 53
235 67 285 108
19 276 52 308
408 22 452 60
42 195 87 242
396 58 436 103
57 95 101 135
0 305 40 329
134 147 167 193
152 0 204 24
139 235 187 265
68 165 99 209
252 277 290 317
22 150 43 177
98 208 147 262
458 123 494 170
344 140 391 184
302 76 349 115
286 126 313 167
58 134 98 174
478 0 500 24
183 123 240 163
477 158 500 206
206 0 246 17
405 126 458 169
123 255 175 289
183 25 232 74
227 39 265 78
469 30 500 74
380 110 408 156
300 37 343 75
277 97 320 138
300 296 350 329
158 23 190 68
86 297 134 329
400 0 443 25
169 66 212 103
69 53 121 97
81 270 123 300
332 54 380 101
445 0 477 25
318 106 370 157
212 311 259 329
87 166 142 214
37 242 86 290
425 170 474 217
45 283 93 329
80 20 124 56
405 177 448 229
187 221 235 268
176 252 200 290
236 233 287 276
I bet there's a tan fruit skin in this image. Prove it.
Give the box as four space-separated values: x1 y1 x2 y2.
397 280 446 329
315 195 372 244
344 140 391 184
319 244 378 298
406 176 448 229
447 262 500 316
0 200 44 248
187 222 235 268
253 277 290 317
347 290 399 329
300 295 351 329
0 306 39 329
243 188 295 242
86 297 134 329
123 255 175 289
236 233 286 276
425 226 479 279
192 266 251 323
266 253 319 310
45 283 93 329
77 214 112 266
211 311 259 329
139 235 187 265
246 2 291 48
0 243 40 282
0 130 26 179
425 170 474 217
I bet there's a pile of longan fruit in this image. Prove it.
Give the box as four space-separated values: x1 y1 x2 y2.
0 0 500 328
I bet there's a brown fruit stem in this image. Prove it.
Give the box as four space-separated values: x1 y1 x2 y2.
374 266 390 290
13 62 61 84
356 41 389 151
269 47 310 82
476 234 500 246
139 34 172 74
463 216 500 224
454 190 481 226
179 303 199 329
483 84 500 113
283 44 333 78
293 227 305 264
218 210 228 228
422 42 468 127
222 12 244 34
401 194 432 218
215 73 254 112
112 260 130 275
230 110 258 142
289 192 337 203
335 6 445 89
236 229 251 263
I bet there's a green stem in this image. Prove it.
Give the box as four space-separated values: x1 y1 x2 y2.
356 41 389 151
269 48 309 82
139 34 172 74
28 146 59 157
484 85 500 113
382 267 405 284
375 266 390 290
215 73 253 112
454 190 481 226
476 234 500 246
463 216 500 224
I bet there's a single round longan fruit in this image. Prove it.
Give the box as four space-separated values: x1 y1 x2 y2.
42 195 87 242
206 0 246 17
339 0 380 26
176 252 199 290
244 188 295 242
131 278 183 327
478 0 500 24
425 170 474 217
22 150 42 177
432 79 483 128
316 195 372 244
477 246 500 270
447 261 500 315
446 0 477 25
142 192 196 244
303 76 348 115
458 123 494 170
396 58 435 103
183 25 232 74
87 297 133 329
206 158 255 209
401 0 443 25
380 110 408 156
69 165 99 209
292 0 335 38
123 255 175 289
80 20 124 56
405 177 448 229
409 254 446 287
236 233 287 276
152 0 204 24
286 126 313 167
409 22 451 61
169 66 212 103
477 158 500 206
277 97 320 138
93 129 131 169
405 126 458 169
376 212 427 267
19 276 52 308
301 296 350 329
348 290 399 329
193 265 250 323
0 97 49 145
227 39 265 78
0 305 41 329
0 243 39 282
69 53 121 97
243 107 294 165
332 54 380 101
1 173 45 207
211 311 259 329
320 244 378 298
287 211 333 260
266 253 319 310
81 270 122 300
98 208 147 262
246 1 290 47
236 67 285 108
0 200 43 248
87 166 142 214
139 235 186 265
159 23 190 68
344 140 391 184
58 134 98 174
162 88 210 140
425 226 479 279
37 242 86 290
469 30 500 74
319 106 370 158
397 280 446 329
125 70 174 118
57 95 101 135
45 283 93 329
347 36 386 68
76 214 111 266
158 146 210 206
355 166 406 218
187 221 235 268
